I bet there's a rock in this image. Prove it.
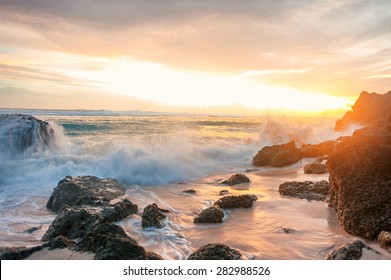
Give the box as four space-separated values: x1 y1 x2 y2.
378 231 391 251
303 162 328 174
0 245 45 260
76 223 162 260
335 91 391 131
182 189 196 194
300 141 336 157
0 114 60 158
214 194 257 208
24 225 42 234
219 190 229 196
188 243 242 260
141 203 166 229
47 175 126 213
282 227 295 234
326 240 378 260
278 180 330 201
194 206 224 223
42 199 138 241
48 236 75 250
252 141 302 167
221 173 250 185
327 127 391 240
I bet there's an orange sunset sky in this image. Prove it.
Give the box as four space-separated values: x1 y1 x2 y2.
0 0 390 115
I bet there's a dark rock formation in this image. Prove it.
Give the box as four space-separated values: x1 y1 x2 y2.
326 240 378 260
335 91 391 131
194 206 224 223
24 225 42 234
219 190 229 196
188 243 242 260
47 175 126 213
42 199 138 241
278 180 330 201
327 126 391 240
303 162 328 174
182 189 196 194
300 140 336 158
76 223 162 260
141 203 167 229
378 231 391 251
252 141 302 167
48 236 75 250
0 114 60 158
214 194 257 209
221 173 250 185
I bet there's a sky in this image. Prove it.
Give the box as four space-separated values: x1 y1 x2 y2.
0 0 390 115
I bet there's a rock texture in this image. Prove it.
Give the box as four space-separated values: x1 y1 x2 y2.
221 173 250 185
378 231 391 251
194 206 224 223
214 194 257 208
303 162 328 174
327 126 391 240
188 243 242 260
76 223 162 260
300 141 336 158
141 203 167 229
252 141 302 167
47 175 126 213
335 91 391 131
278 180 330 201
326 240 376 260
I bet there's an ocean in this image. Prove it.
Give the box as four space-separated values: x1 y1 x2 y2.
0 109 388 259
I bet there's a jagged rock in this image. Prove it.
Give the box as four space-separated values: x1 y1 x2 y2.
300 141 336 157
278 180 329 201
335 91 391 131
378 231 391 251
221 173 250 185
182 189 196 194
326 240 378 260
76 223 162 260
303 162 328 174
47 175 126 213
0 245 45 260
327 126 391 240
252 141 302 167
214 194 257 208
42 199 138 241
48 236 75 250
141 203 166 229
188 243 242 260
194 206 224 223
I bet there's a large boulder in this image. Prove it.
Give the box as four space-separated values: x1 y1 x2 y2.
194 206 224 223
327 126 391 240
326 240 378 260
141 203 167 229
47 175 126 213
42 199 138 241
221 173 250 185
214 194 257 209
335 91 391 131
188 243 242 260
300 140 336 157
76 223 162 260
278 180 330 201
252 141 302 167
303 162 328 174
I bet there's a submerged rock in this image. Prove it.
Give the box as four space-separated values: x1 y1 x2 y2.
76 223 162 260
327 126 391 240
219 190 229 196
182 189 196 194
303 162 328 174
278 180 330 201
300 141 336 158
141 203 167 229
47 175 126 213
326 240 378 260
214 194 257 208
221 173 250 185
188 243 242 260
194 206 224 223
378 231 391 251
24 225 42 234
42 199 138 241
252 141 302 167
335 91 391 131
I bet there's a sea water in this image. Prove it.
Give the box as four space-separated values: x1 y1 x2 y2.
0 109 389 259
